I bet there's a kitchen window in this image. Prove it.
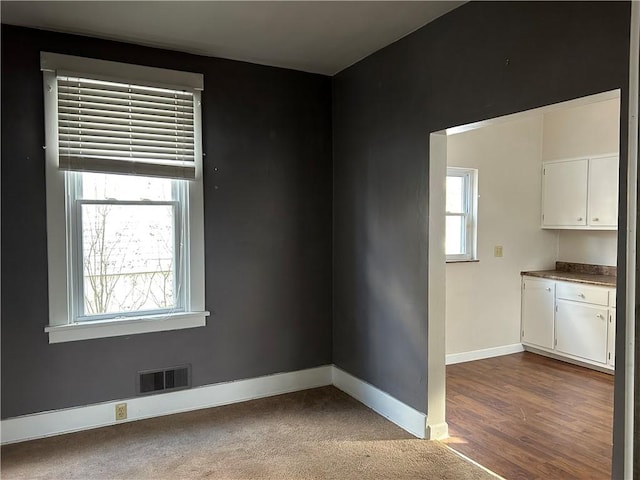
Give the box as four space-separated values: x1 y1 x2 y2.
40 52 208 343
446 167 478 262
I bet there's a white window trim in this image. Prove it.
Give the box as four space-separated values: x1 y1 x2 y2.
446 167 478 262
45 312 207 344
41 52 209 343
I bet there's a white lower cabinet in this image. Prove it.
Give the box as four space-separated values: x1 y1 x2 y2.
521 275 615 372
555 300 608 364
521 277 555 349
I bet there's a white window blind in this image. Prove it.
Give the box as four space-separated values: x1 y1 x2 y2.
56 76 196 180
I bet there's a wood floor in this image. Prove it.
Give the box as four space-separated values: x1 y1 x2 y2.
443 352 614 480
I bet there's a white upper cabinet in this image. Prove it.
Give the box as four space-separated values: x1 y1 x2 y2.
588 155 619 227
542 159 588 227
542 154 618 229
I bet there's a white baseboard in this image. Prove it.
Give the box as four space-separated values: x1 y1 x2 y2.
522 345 614 374
331 367 427 439
446 343 524 365
2 365 431 445
1 365 332 445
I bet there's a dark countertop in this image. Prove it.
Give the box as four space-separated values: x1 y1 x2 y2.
521 270 616 287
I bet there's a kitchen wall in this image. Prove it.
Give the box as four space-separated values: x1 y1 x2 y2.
445 96 621 356
446 116 558 356
543 98 620 266
556 231 618 266
1 25 333 419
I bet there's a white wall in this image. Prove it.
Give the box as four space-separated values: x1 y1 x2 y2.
542 98 620 160
542 98 620 266
556 230 618 266
445 116 558 356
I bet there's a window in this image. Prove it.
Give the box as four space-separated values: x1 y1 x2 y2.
41 52 208 343
446 167 478 262
70 173 184 320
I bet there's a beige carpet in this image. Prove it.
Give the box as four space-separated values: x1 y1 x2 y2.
1 386 497 479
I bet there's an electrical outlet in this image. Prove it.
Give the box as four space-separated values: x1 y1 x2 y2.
115 403 127 421
494 245 503 257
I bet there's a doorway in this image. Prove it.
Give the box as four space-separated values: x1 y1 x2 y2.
427 90 625 476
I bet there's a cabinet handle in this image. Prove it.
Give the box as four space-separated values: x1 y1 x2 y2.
577 217 583 221
596 314 604 319
546 287 552 291
593 217 599 222
578 293 585 298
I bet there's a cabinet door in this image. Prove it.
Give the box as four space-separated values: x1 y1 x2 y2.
588 155 619 227
556 300 608 364
608 309 616 367
542 159 588 227
521 277 555 349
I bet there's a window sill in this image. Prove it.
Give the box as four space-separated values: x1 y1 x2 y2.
446 259 480 264
45 311 210 344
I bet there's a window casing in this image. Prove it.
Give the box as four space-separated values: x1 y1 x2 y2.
446 167 478 262
41 52 208 343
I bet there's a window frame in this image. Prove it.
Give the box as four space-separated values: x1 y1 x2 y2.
41 52 208 343
445 167 478 263
68 173 187 323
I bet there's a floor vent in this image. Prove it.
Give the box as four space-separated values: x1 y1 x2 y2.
137 365 191 395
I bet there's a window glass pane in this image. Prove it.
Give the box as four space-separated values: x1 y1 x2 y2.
446 176 465 213
81 172 173 201
81 203 176 316
446 215 465 255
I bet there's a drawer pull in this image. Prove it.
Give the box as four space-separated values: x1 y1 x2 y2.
593 217 599 222
596 314 604 319
546 287 552 292
577 217 583 221
578 293 585 298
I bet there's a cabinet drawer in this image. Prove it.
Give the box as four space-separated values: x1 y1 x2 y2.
556 282 609 305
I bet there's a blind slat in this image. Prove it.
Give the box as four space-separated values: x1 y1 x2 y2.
58 78 193 99
59 142 195 156
59 148 194 161
60 134 194 149
57 76 197 180
59 99 193 116
58 89 193 107
59 114 193 130
60 155 196 180
59 122 194 138
59 107 194 124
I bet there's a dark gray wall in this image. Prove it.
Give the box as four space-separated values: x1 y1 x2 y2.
332 0 630 425
1 25 333 418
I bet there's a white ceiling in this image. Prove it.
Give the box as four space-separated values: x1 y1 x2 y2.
0 1 464 75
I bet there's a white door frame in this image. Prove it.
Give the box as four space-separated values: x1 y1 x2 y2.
426 130 448 440
623 2 638 476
